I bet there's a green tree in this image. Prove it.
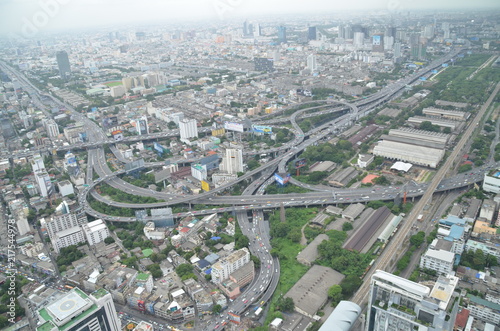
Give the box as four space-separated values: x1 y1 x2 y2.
104 237 115 245
212 304 222 314
410 231 425 247
328 285 343 306
278 297 295 312
342 222 353 231
340 275 362 297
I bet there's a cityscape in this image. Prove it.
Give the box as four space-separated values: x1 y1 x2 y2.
0 1 499 331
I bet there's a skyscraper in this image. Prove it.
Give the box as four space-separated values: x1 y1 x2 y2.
36 288 121 331
135 116 149 135
366 270 459 331
221 148 243 175
277 25 287 43
354 32 365 47
307 54 317 73
393 42 402 59
179 118 198 140
372 35 385 53
56 50 71 80
308 26 317 40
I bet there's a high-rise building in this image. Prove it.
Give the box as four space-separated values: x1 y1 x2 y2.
179 118 198 140
366 270 459 331
393 42 402 59
308 26 317 40
135 116 148 135
277 25 287 43
383 36 394 50
35 169 52 197
44 119 60 138
82 219 111 246
372 35 384 52
221 148 243 175
354 32 365 47
36 288 121 331
254 57 274 72
56 50 71 80
423 25 435 39
307 54 317 73
385 26 397 38
211 248 250 283
411 43 427 60
42 213 80 239
419 248 454 275
50 226 85 253
191 164 208 181
31 153 45 172
442 22 451 39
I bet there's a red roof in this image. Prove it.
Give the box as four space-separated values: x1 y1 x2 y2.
361 174 380 184
455 309 469 329
180 227 190 233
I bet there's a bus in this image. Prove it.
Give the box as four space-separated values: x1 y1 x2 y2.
255 307 263 317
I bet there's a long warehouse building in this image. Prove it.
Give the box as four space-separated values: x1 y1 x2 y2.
407 116 459 130
387 128 450 145
344 206 392 252
373 140 445 168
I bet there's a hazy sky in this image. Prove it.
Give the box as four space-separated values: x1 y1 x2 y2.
1 0 499 37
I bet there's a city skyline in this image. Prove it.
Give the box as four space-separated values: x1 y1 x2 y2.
0 0 499 37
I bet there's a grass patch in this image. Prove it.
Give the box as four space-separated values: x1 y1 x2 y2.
262 208 319 325
104 81 123 87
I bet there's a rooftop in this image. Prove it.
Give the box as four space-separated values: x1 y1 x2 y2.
91 288 109 300
136 273 150 281
467 294 500 311
37 288 99 331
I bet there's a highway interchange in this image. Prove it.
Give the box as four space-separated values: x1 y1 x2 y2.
1 46 483 327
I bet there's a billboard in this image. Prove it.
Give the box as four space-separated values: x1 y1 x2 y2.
252 125 273 134
154 142 164 154
201 180 210 192
274 173 290 185
228 312 241 324
112 130 123 141
224 122 244 133
294 158 307 168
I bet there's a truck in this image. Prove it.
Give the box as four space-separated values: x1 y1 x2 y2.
417 214 424 222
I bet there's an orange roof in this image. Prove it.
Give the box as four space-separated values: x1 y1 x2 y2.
361 174 380 184
455 309 469 328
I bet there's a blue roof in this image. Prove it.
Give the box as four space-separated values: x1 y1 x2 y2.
439 215 466 227
449 224 465 239
197 259 210 269
204 268 212 275
205 253 219 264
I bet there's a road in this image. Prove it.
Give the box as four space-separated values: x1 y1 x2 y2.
352 81 500 307
0 48 470 326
